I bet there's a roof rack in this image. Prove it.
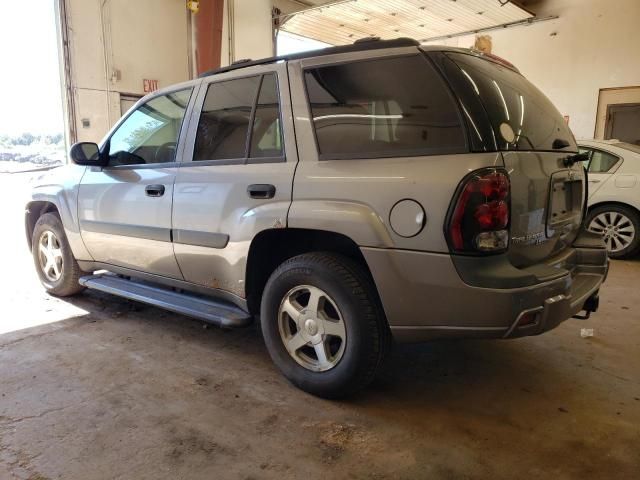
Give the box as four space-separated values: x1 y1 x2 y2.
199 37 419 78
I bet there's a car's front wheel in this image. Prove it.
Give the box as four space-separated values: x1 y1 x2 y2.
32 212 86 296
261 252 388 398
586 205 640 259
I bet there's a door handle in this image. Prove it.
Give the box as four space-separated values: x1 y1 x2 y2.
247 184 276 199
589 179 601 184
145 184 165 197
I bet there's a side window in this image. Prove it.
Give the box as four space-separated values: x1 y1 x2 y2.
108 89 192 166
250 73 283 158
589 149 619 173
193 76 260 161
304 55 467 160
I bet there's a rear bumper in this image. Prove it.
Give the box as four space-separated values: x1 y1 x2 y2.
362 238 608 343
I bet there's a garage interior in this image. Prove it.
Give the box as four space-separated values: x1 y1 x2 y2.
1 0 639 478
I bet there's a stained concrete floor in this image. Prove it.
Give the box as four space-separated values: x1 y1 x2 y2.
1 172 639 480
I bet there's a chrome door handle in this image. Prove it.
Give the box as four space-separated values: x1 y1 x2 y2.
145 184 165 197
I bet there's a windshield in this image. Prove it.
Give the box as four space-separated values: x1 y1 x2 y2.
446 52 577 152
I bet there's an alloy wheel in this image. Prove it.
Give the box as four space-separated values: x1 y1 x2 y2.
588 211 636 253
38 230 64 282
278 285 347 372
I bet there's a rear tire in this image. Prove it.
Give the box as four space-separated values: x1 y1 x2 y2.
260 252 388 399
32 212 86 296
586 205 640 259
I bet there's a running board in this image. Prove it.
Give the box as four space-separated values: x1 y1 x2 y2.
79 274 252 328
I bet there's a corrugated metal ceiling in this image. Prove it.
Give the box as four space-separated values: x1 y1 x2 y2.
280 0 534 45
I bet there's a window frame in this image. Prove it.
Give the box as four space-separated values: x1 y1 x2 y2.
579 145 622 174
189 71 286 167
301 53 470 161
100 85 196 171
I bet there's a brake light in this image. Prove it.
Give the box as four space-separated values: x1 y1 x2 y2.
447 169 510 253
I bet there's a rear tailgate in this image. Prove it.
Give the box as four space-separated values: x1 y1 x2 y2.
504 151 585 267
440 51 585 267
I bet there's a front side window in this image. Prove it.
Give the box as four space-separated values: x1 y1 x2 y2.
108 88 192 166
304 55 467 159
193 76 260 161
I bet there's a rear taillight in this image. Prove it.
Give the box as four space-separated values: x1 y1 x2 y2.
446 169 510 254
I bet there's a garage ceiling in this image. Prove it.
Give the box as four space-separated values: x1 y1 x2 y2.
279 0 535 45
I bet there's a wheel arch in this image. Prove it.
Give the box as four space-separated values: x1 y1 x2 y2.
588 201 640 218
25 201 61 250
245 228 381 316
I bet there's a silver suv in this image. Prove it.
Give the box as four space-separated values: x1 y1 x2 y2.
26 38 608 398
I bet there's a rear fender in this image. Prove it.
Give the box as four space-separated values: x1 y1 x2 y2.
287 200 394 248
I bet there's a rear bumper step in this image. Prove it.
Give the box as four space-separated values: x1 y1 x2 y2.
79 274 253 328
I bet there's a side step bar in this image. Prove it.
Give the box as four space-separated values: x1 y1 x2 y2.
79 274 253 328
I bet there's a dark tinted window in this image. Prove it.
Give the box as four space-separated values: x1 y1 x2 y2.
250 73 283 158
304 55 467 159
194 76 260 161
108 89 192 166
447 52 577 152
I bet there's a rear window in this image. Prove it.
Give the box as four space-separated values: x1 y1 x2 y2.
447 52 577 152
304 55 467 160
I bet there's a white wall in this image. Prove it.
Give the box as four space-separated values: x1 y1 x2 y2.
425 0 640 140
61 0 191 143
61 0 274 142
220 0 274 66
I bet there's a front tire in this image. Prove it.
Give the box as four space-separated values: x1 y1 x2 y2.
586 205 640 259
32 212 86 296
261 252 388 399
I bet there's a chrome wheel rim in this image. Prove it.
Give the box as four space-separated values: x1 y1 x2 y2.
588 211 636 253
38 230 64 282
278 285 347 372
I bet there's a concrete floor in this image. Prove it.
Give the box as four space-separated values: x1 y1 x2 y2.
1 172 639 480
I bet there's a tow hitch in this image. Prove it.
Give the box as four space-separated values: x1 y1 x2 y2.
573 292 600 320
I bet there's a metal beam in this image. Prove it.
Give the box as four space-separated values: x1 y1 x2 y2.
423 15 559 43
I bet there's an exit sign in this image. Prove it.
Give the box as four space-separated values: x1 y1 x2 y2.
143 79 159 93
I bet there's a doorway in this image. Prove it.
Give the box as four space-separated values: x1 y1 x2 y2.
605 103 640 145
595 87 640 145
120 94 142 117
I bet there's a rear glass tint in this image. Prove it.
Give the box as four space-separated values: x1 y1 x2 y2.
446 53 577 152
304 55 467 159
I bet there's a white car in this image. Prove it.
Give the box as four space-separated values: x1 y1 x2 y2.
579 140 640 258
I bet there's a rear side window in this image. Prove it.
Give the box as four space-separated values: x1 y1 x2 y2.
304 55 467 160
250 73 283 158
582 148 620 173
193 74 284 162
194 76 260 161
446 52 577 152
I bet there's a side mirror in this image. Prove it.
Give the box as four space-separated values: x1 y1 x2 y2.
69 142 105 166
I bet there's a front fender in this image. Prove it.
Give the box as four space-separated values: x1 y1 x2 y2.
26 165 93 260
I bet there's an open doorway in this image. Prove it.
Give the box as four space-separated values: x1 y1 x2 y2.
595 87 640 145
0 0 65 172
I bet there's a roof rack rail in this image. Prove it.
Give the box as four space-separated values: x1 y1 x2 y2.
199 37 419 78
231 58 252 65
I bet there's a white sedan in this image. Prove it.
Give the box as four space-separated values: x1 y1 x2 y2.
579 140 640 258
